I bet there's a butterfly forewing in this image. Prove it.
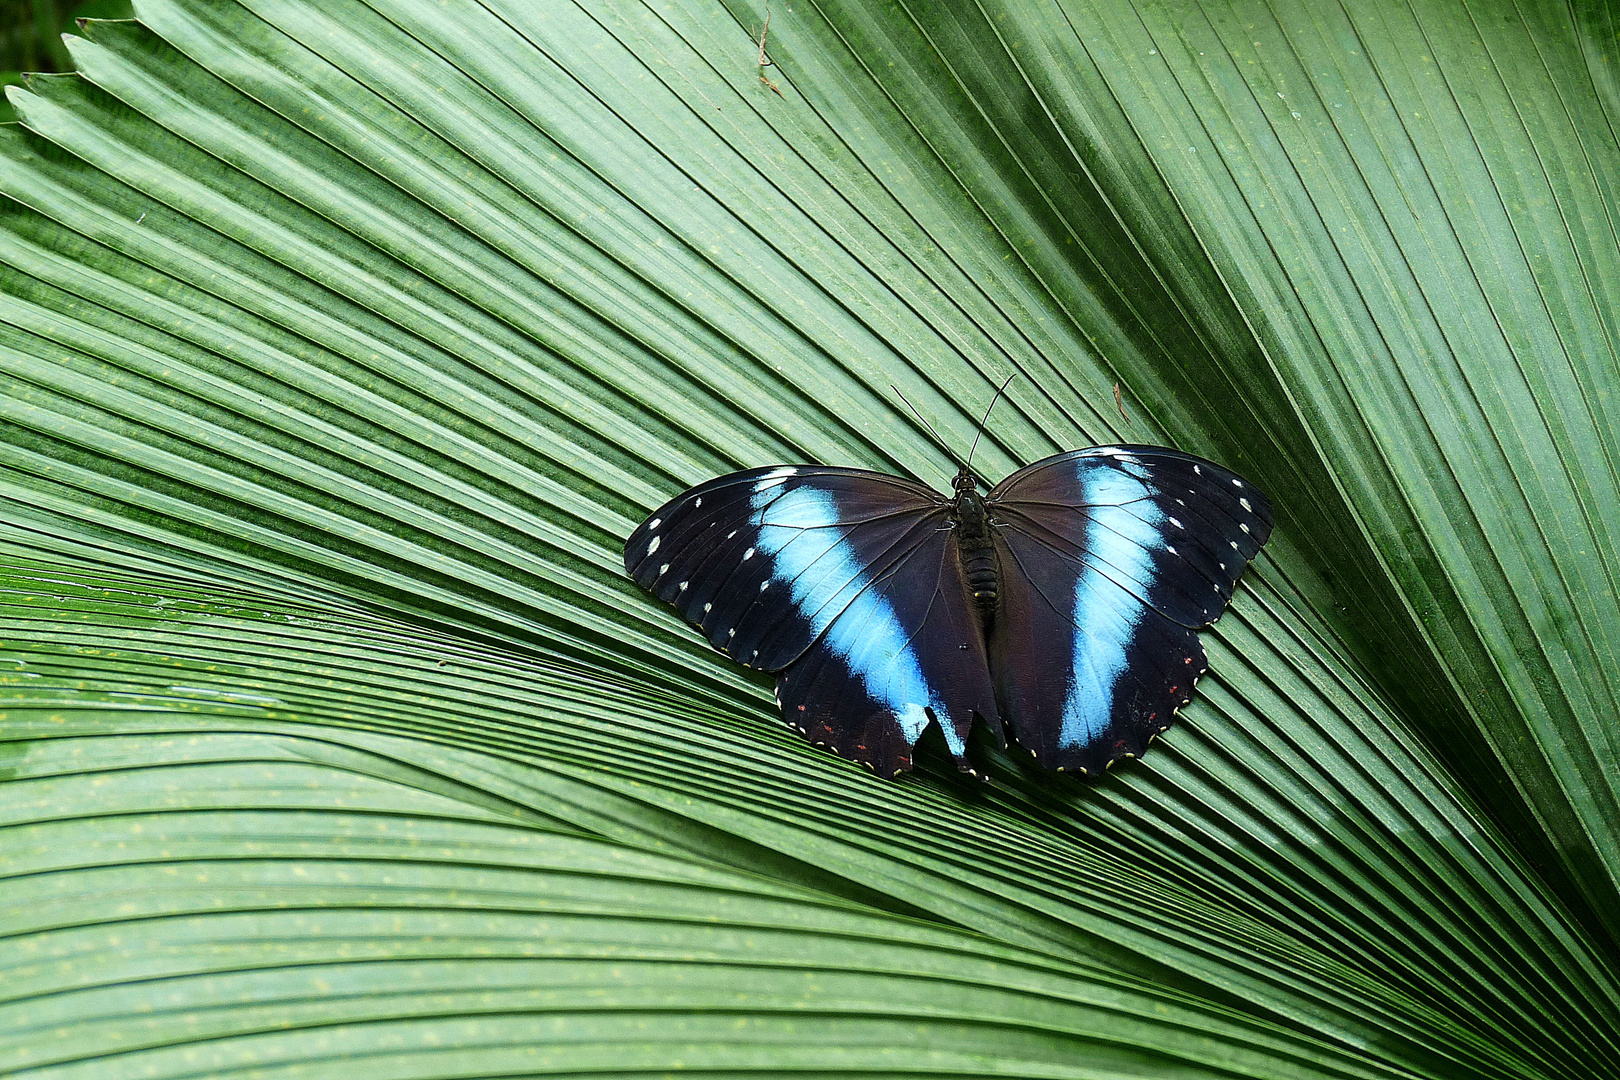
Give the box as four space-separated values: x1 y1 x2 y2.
626 467 945 667
984 446 1272 772
990 447 1270 625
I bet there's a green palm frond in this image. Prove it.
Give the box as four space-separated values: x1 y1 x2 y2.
2 2 1616 1076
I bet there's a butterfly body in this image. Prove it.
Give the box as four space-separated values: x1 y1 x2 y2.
625 445 1271 778
951 469 1001 615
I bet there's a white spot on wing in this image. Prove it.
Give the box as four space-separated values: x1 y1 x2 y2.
695 497 702 508
1168 517 1183 529
647 535 661 555
1239 497 1252 512
648 518 661 531
752 467 799 497
679 581 688 591
743 547 755 560
704 603 712 612
658 564 669 575
759 580 769 591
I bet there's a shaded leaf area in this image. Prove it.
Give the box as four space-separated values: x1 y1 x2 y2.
7 588 1374 1080
0 565 1406 1080
1 541 1614 1078
0 0 1616 1076
708 0 1620 948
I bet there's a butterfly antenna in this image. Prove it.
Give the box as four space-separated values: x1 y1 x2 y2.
965 373 1016 475
890 384 971 473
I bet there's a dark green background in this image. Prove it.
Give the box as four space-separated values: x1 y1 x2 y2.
0 0 134 121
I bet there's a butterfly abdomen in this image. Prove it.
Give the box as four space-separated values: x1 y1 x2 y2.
953 486 1000 615
965 547 999 614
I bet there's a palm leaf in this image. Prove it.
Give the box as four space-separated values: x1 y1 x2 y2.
1 1 1616 1076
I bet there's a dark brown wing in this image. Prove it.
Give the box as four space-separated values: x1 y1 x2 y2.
626 466 997 774
773 520 1000 775
985 446 1272 773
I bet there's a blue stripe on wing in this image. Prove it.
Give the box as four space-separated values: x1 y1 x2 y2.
1059 463 1162 747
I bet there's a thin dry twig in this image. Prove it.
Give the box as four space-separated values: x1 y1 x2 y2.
754 9 782 95
756 8 776 67
1113 382 1131 424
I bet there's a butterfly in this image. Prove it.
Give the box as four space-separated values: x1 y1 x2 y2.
624 418 1271 777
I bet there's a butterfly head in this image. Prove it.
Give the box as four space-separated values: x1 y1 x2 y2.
951 465 980 493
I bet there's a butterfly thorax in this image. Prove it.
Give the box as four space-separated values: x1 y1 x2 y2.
952 470 999 617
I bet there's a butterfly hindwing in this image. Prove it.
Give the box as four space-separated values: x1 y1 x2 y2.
990 524 1203 773
626 467 998 773
986 446 1272 773
774 522 1000 775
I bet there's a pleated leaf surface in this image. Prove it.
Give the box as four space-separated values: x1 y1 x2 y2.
1 1 1617 1077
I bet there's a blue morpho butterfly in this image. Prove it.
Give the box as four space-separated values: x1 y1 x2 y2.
624 385 1272 778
